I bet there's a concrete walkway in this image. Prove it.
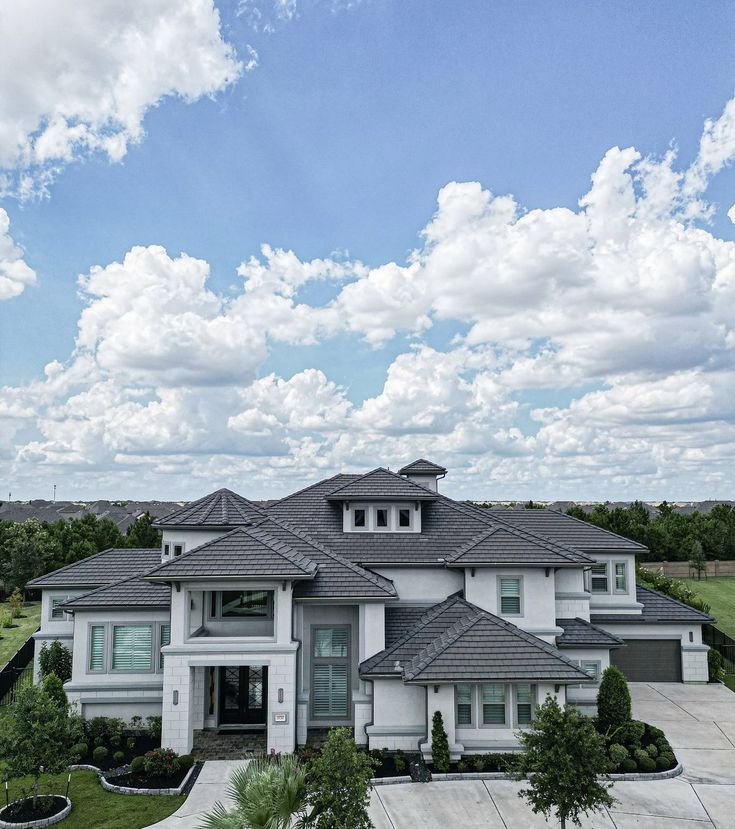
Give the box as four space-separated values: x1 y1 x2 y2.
369 683 735 829
145 760 249 829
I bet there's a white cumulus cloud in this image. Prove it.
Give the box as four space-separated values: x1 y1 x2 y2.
0 208 36 299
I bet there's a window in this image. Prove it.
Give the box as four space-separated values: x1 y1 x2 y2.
353 508 366 529
50 597 68 620
112 625 153 671
173 544 184 557
376 508 388 528
515 684 534 725
581 661 600 683
220 591 273 619
89 625 106 672
312 626 349 719
590 563 608 593
499 577 522 615
163 543 170 556
456 684 473 726
398 508 412 528
481 683 506 725
159 624 171 669
614 562 627 593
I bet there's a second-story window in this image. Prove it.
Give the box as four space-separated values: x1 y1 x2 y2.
499 577 522 615
614 562 627 593
353 508 366 529
398 508 412 528
591 563 609 592
220 591 273 619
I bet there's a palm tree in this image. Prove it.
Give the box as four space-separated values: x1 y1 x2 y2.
199 754 310 829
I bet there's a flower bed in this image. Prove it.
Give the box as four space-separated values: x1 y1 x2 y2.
0 795 71 828
101 763 199 797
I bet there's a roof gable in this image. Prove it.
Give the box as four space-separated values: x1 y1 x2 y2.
447 524 593 566
325 468 437 501
153 488 265 528
398 459 447 475
556 617 624 648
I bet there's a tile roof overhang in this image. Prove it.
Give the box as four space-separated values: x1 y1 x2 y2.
360 594 590 684
26 548 162 588
145 525 318 581
61 577 171 610
590 585 714 625
398 459 448 476
152 488 265 529
325 468 438 501
556 617 624 649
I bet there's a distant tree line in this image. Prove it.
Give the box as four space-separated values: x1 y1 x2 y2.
564 501 735 562
0 512 161 594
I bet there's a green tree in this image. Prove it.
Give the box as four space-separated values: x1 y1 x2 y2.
689 539 706 580
0 684 73 808
126 512 162 548
596 666 631 737
0 519 61 591
42 673 68 712
39 641 73 683
306 727 376 829
430 710 451 772
514 696 615 829
8 587 24 618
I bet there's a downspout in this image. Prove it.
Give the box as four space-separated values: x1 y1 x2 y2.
362 676 374 748
292 602 302 752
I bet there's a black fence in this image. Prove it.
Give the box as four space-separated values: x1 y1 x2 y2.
703 624 735 675
0 636 35 704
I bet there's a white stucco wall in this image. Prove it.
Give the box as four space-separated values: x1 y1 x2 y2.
367 679 426 750
159 529 227 562
562 647 611 712
554 569 591 621
463 568 559 640
371 567 462 603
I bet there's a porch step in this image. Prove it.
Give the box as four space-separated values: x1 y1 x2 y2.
192 729 266 760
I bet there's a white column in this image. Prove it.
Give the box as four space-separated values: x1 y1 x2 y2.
266 651 297 754
161 656 195 754
359 602 386 662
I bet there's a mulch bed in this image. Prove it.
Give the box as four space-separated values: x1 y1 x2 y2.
105 766 192 790
79 735 161 771
0 795 67 823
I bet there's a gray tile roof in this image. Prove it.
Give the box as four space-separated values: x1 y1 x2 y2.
325 468 438 501
361 594 590 683
556 618 624 649
591 585 714 625
146 526 318 579
385 606 432 647
447 524 593 567
153 488 265 529
61 577 171 609
398 459 447 475
484 507 646 553
27 548 161 588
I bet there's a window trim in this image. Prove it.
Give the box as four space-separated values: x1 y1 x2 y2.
87 623 107 673
209 590 275 622
163 542 170 557
514 683 536 726
497 576 523 617
110 624 155 674
310 624 351 722
613 560 628 594
479 682 508 728
158 622 171 670
50 596 70 621
590 563 609 593
455 683 474 727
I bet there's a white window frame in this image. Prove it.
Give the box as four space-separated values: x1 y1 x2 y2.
613 561 628 594
310 625 351 721
163 542 171 557
88 623 106 673
50 597 70 621
173 543 184 557
590 563 609 593
480 683 508 727
498 576 523 616
455 683 474 726
209 590 275 621
110 624 154 673
514 683 536 726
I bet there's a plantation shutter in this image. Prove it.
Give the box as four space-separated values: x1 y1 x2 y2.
456 684 472 725
615 563 627 592
481 683 506 725
89 625 106 672
516 684 533 724
112 625 152 670
312 664 348 717
159 624 171 669
499 578 521 614
591 564 608 592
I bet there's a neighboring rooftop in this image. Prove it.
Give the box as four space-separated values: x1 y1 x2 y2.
591 585 715 625
27 548 161 588
0 499 181 533
153 488 265 529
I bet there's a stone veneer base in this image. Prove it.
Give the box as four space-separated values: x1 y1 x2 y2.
0 797 72 829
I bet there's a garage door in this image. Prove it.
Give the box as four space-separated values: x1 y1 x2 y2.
611 639 682 682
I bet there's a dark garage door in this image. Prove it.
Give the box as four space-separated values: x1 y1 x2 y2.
611 639 682 682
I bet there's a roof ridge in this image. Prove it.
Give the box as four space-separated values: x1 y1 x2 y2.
325 467 436 498
404 609 483 679
154 488 266 528
244 524 317 574
266 474 354 508
446 526 500 562
26 546 154 587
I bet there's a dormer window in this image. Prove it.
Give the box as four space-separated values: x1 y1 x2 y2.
343 503 421 533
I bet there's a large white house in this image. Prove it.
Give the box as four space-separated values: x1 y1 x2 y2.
29 460 712 759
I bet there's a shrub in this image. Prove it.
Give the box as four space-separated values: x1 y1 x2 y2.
472 755 485 772
144 747 179 778
656 754 675 771
146 715 163 740
489 753 516 772
129 715 143 732
109 733 121 748
71 742 88 763
305 727 375 829
92 746 109 766
89 716 109 745
648 725 665 740
393 749 407 773
430 711 451 772
608 743 628 766
637 754 656 773
646 743 659 759
457 759 468 773
176 754 195 772
636 566 710 614
618 720 645 746
126 736 136 750
68 712 87 746
38 641 73 683
130 756 147 774
708 648 725 682
597 666 632 736
113 751 126 766
9 588 23 619
621 758 637 773
42 673 68 712
0 608 12 628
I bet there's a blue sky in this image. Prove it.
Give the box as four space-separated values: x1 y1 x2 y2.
1 1 735 501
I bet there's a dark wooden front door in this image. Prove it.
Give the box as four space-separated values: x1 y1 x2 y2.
219 666 268 725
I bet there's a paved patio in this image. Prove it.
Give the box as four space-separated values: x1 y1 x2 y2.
369 683 735 829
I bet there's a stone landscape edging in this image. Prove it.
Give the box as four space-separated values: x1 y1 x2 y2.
370 762 683 786
0 796 72 829
68 763 197 796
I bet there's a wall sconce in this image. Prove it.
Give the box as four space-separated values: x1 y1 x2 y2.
173 690 179 706
433 685 439 694
278 688 284 703
554 684 561 694
689 631 694 642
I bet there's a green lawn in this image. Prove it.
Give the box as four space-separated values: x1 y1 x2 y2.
5 771 185 829
683 577 735 639
0 602 41 669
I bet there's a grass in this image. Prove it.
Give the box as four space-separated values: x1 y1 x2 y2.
682 577 735 639
4 771 185 829
0 602 41 669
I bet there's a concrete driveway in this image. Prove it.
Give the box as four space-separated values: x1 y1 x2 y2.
369 682 735 829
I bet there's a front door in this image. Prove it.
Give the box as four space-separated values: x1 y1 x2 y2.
219 666 268 725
